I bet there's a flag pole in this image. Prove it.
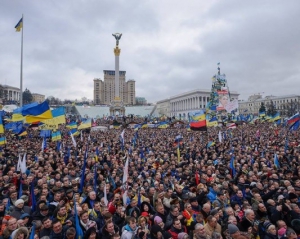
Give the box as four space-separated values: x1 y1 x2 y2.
20 14 24 107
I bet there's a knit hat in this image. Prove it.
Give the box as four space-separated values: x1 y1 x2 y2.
14 199 24 206
154 216 162 224
278 227 286 237
228 224 239 235
263 221 273 230
178 232 188 239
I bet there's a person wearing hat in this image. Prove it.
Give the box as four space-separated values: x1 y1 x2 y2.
263 221 277 239
10 199 31 220
177 232 189 239
10 227 29 239
227 223 241 239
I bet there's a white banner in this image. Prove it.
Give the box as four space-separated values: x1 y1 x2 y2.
225 99 239 113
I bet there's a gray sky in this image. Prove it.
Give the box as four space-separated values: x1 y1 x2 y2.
1 0 300 103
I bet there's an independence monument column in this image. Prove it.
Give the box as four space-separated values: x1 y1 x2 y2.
110 33 125 116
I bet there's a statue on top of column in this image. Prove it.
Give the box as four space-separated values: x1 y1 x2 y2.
112 33 122 47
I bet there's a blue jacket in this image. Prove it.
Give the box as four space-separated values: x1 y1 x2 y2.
207 188 217 202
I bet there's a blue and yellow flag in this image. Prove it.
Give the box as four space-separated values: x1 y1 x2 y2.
22 101 53 123
207 116 218 127
270 112 280 122
0 137 6 145
15 18 23 32
78 119 91 130
157 121 168 129
0 116 4 134
52 131 62 142
70 128 79 136
259 111 266 118
67 122 77 129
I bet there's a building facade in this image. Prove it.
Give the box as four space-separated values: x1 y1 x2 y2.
156 89 239 118
93 70 136 105
0 84 20 104
135 97 147 105
238 94 300 117
32 93 45 103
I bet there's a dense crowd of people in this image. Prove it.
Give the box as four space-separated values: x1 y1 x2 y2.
0 118 300 239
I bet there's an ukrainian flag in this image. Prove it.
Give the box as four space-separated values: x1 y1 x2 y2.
0 116 4 134
19 130 27 136
67 122 77 129
207 141 215 148
70 128 79 136
11 113 25 122
15 18 23 32
207 116 218 127
52 131 62 141
78 119 92 130
12 102 38 122
22 101 53 123
157 121 168 129
270 112 280 122
259 111 266 118
0 137 6 145
51 107 66 124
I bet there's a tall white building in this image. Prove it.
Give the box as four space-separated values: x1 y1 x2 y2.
93 70 136 105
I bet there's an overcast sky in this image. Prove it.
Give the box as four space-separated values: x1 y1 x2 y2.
1 0 300 103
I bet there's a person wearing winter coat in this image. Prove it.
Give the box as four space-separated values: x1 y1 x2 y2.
121 217 137 239
9 199 31 220
263 222 278 239
10 227 29 239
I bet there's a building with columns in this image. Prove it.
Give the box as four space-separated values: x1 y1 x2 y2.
1 84 21 104
156 89 239 118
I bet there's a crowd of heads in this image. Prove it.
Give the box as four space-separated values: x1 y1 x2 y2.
0 118 299 239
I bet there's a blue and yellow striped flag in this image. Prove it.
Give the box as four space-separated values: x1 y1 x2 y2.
67 122 77 129
0 116 4 134
52 131 62 141
0 137 6 145
15 18 23 32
